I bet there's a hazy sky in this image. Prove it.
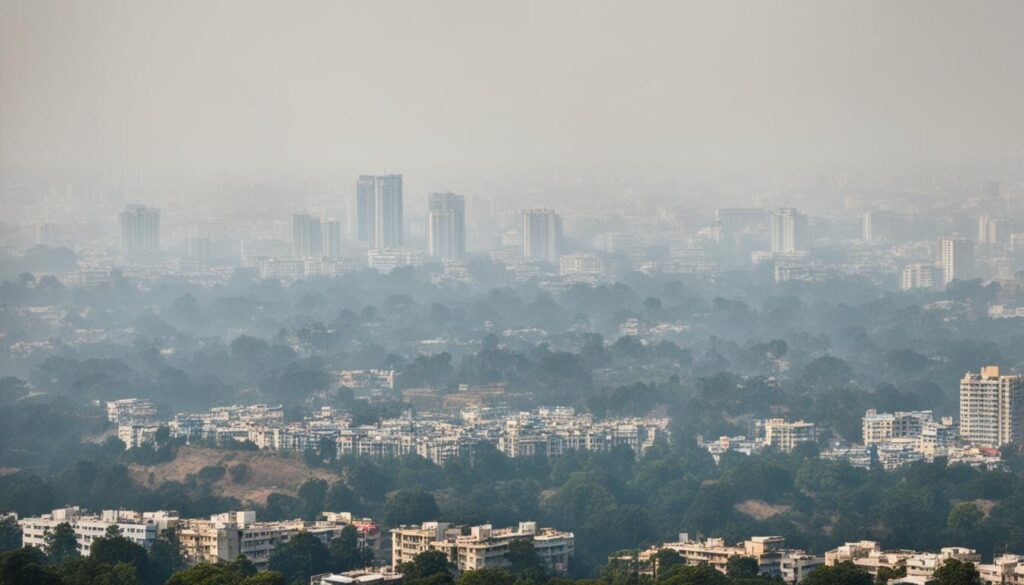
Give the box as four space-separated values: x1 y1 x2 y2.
2 0 1023 176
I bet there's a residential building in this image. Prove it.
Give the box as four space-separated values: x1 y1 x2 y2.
427 193 465 261
184 237 212 267
613 534 821 583
313 570 404 585
901 264 941 291
978 554 1024 585
559 253 604 278
325 219 343 257
119 205 160 254
292 213 323 257
392 522 574 574
522 209 563 262
179 510 378 566
368 248 423 273
106 398 157 424
824 541 978 579
763 419 816 452
940 236 975 285
960 366 1024 447
861 410 934 446
355 174 403 249
770 208 807 254
118 422 163 449
863 211 900 243
20 508 178 556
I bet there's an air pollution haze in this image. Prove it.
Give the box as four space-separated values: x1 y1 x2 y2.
2 0 1023 176
6 4 1024 585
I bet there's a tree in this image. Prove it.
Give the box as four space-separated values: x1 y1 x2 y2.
506 539 543 575
59 557 142 585
0 517 21 553
385 490 440 527
802 562 873 585
90 531 149 576
267 531 332 584
660 564 730 585
653 549 682 579
726 556 759 578
932 559 983 585
397 550 455 584
0 546 63 585
458 568 514 585
298 478 329 521
44 522 80 565
330 524 365 572
875 567 906 585
165 560 285 585
146 528 184 585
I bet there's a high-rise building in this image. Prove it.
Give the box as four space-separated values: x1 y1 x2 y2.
292 213 323 257
355 175 403 249
1011 234 1024 272
427 192 466 261
900 263 940 291
940 236 975 285
770 208 807 253
522 209 562 262
960 366 1024 447
982 180 1001 199
324 219 342 257
978 216 1000 245
355 176 377 245
863 211 899 243
185 237 211 266
119 205 160 254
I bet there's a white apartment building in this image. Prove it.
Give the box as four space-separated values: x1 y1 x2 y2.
106 398 157 423
118 422 162 449
862 410 935 446
179 511 379 566
825 541 979 578
391 522 574 574
20 507 178 556
313 569 405 585
763 419 816 452
960 366 1024 447
901 264 941 292
616 534 821 583
978 554 1024 585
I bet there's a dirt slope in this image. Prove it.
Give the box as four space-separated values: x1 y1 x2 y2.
128 445 341 506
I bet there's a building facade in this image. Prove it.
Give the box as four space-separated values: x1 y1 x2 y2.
960 366 1024 447
770 208 807 254
119 205 160 254
427 193 466 261
522 209 563 262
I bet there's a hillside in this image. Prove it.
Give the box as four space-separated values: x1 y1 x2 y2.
128 445 341 506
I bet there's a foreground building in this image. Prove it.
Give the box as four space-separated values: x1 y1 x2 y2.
178 511 379 566
960 366 1024 447
611 534 822 584
391 522 574 574
824 541 979 579
313 569 404 585
20 507 179 556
